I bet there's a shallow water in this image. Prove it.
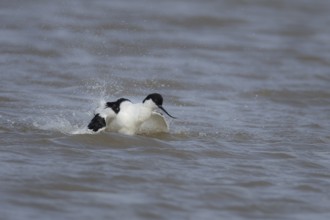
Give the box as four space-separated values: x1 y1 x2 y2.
1 0 330 219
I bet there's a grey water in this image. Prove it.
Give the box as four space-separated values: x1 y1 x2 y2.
1 0 330 219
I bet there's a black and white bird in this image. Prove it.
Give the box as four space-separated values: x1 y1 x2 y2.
88 93 176 135
87 98 129 132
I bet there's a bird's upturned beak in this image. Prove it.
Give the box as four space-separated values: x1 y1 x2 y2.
158 105 177 119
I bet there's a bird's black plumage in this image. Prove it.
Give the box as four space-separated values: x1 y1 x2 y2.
143 93 163 106
88 114 106 132
106 98 130 114
88 98 131 132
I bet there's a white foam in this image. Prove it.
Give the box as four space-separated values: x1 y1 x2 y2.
33 115 85 134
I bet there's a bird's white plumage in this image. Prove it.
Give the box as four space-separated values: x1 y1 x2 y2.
138 112 169 134
94 102 116 121
107 100 157 135
88 93 175 135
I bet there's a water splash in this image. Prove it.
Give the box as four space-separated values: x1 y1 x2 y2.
32 115 89 135
30 79 117 135
29 78 180 136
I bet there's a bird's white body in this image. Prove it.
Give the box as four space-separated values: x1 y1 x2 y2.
87 93 175 135
95 101 116 121
138 112 169 134
107 99 156 135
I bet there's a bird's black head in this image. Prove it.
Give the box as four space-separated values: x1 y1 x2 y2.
143 93 163 106
106 98 130 114
143 93 176 119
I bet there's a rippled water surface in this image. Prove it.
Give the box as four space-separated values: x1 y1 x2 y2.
1 0 330 219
